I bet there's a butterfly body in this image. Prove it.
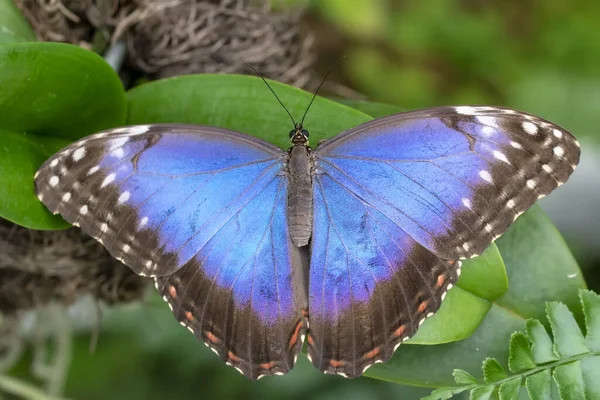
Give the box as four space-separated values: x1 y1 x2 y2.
34 106 580 380
286 137 314 247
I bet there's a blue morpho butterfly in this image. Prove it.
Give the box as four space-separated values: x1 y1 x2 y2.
34 76 580 380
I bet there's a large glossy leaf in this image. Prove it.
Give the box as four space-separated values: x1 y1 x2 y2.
126 74 507 347
0 43 127 229
0 0 36 45
127 74 371 149
495 206 586 324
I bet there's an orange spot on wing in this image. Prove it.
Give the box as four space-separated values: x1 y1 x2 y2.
417 301 428 313
259 361 277 370
447 260 456 265
363 347 380 360
205 331 220 344
168 285 177 299
184 311 194 322
307 334 315 346
329 359 345 368
288 320 303 349
436 274 446 288
393 325 406 337
227 351 240 363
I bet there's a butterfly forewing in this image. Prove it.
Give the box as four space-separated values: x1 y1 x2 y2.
34 124 308 380
314 106 580 260
308 106 579 377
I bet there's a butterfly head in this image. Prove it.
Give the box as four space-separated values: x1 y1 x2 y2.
289 123 309 145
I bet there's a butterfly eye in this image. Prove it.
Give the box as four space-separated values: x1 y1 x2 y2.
302 129 309 137
289 130 296 138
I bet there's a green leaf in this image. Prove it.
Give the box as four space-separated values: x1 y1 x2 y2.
525 370 552 400
508 332 536 373
0 0 36 44
546 302 588 357
456 245 508 301
0 43 126 140
423 290 600 400
482 358 507 383
0 129 70 229
408 286 491 345
553 363 585 400
421 387 469 400
498 377 522 400
526 320 558 364
470 385 495 400
495 206 586 324
453 370 478 386
581 357 600 399
0 42 127 229
331 98 403 118
126 74 371 150
581 289 600 350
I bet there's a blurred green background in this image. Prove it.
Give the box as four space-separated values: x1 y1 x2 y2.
7 0 600 399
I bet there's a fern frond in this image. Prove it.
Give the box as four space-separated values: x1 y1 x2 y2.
422 289 600 400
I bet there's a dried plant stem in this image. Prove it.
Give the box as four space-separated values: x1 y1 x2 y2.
0 373 69 400
30 305 72 397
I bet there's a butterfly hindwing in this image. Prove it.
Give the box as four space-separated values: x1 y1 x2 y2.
306 173 460 377
34 124 308 379
314 106 580 260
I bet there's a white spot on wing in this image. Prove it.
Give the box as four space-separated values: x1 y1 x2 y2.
553 146 564 157
108 137 130 150
139 216 149 228
462 198 472 209
118 191 130 204
455 106 477 115
72 147 86 162
510 141 522 149
542 164 552 173
62 192 71 202
100 223 108 233
553 129 563 138
526 179 536 189
481 126 494 136
111 148 125 158
50 159 59 167
479 170 493 183
80 205 88 215
492 150 509 163
477 116 498 128
522 121 538 135
101 172 116 188
49 176 59 187
88 165 100 176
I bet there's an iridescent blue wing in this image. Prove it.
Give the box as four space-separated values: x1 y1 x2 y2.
307 106 580 377
34 125 308 379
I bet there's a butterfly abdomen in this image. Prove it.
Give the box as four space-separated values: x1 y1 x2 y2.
287 145 313 247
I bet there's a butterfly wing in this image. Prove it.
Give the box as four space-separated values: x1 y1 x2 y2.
34 124 308 379
307 106 580 377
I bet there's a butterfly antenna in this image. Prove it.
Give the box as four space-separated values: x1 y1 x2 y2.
246 63 297 127
300 56 345 126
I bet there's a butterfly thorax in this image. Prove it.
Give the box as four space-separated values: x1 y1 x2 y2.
287 139 314 247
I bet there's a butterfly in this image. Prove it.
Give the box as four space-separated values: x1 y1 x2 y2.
34 101 580 380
